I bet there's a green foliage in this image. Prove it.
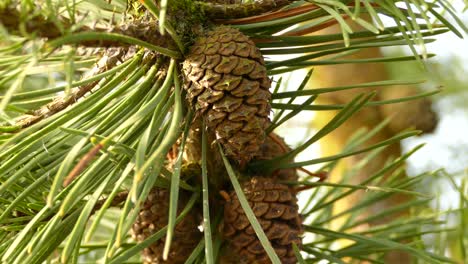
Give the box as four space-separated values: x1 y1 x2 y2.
0 0 467 263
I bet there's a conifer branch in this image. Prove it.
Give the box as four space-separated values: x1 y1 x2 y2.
195 0 295 19
79 20 177 49
217 3 317 25
12 47 132 131
0 5 175 49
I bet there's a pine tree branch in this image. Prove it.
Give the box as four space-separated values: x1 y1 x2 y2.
12 47 133 131
0 5 175 49
82 20 176 49
195 0 295 19
217 3 317 25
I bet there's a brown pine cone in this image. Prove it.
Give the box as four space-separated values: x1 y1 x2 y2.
131 188 201 264
182 25 271 166
223 177 302 263
253 133 298 182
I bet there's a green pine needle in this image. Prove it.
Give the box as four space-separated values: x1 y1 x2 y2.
201 119 215 264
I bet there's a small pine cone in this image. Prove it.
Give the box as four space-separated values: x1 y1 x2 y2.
132 188 201 264
253 133 298 182
223 177 302 263
183 26 271 166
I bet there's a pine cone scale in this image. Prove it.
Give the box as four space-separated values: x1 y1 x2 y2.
223 177 302 263
202 54 221 69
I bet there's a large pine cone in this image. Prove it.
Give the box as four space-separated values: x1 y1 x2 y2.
223 177 302 263
183 26 271 166
131 188 201 264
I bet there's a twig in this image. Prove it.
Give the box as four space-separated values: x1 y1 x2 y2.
195 0 295 19
219 2 383 25
0 5 175 48
283 16 347 36
217 2 317 24
297 168 327 182
13 47 130 130
78 20 176 49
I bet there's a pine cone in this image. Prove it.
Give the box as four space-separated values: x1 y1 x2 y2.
253 133 298 182
183 26 271 166
223 177 302 263
132 188 201 264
